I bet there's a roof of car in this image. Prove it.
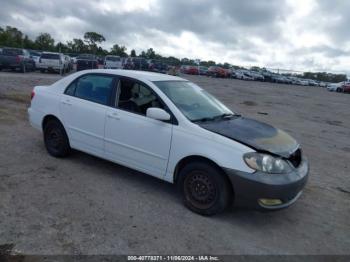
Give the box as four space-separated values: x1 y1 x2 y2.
42 51 61 54
79 69 185 82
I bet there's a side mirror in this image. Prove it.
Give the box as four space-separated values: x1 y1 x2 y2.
146 108 171 121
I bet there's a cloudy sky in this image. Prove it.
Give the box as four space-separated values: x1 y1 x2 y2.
1 0 349 74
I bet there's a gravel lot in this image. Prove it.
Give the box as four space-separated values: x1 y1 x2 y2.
0 71 349 255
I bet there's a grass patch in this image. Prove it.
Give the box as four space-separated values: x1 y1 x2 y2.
0 93 30 104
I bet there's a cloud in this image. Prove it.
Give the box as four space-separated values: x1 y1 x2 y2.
0 0 349 74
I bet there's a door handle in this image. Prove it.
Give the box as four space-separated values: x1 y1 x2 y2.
61 100 72 106
107 112 120 120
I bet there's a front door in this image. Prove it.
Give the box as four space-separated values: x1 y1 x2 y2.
104 78 173 178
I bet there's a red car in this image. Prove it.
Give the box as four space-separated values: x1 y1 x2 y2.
341 83 350 93
184 66 199 75
207 66 228 78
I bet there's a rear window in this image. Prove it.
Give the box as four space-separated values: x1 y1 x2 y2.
65 74 114 105
133 58 147 63
106 56 121 62
41 53 60 59
3 48 23 56
30 51 41 57
77 54 95 60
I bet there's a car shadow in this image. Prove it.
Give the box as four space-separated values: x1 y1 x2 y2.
62 149 297 224
67 149 179 199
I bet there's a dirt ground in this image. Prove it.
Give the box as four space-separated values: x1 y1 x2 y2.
0 71 349 255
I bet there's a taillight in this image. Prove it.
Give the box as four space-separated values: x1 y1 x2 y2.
16 55 21 63
31 90 35 100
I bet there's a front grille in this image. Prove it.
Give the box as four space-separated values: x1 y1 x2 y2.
288 148 302 167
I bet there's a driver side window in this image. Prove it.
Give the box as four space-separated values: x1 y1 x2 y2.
116 78 163 115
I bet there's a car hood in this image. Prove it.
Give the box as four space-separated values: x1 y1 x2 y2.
198 117 299 158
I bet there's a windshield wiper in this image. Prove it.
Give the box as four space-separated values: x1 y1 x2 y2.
192 117 216 123
214 113 240 120
192 113 240 123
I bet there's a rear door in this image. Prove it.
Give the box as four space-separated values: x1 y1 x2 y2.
60 73 116 156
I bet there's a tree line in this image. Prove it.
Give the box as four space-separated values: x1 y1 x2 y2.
0 25 347 82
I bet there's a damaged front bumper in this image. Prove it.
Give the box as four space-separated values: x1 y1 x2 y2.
223 158 309 210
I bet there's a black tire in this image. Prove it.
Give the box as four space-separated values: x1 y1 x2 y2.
44 120 71 157
178 161 232 216
21 63 26 73
336 88 342 93
40 69 45 73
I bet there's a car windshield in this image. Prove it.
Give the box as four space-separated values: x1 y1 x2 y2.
153 81 235 122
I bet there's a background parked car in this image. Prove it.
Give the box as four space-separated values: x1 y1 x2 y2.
0 47 35 72
37 52 66 74
184 65 199 75
233 70 254 80
342 82 350 93
104 55 123 69
67 53 78 64
28 50 42 68
247 70 265 81
307 79 318 86
327 82 344 92
180 65 189 73
64 55 73 72
207 66 228 78
199 66 208 75
148 59 168 73
132 58 149 70
123 57 148 70
76 54 98 71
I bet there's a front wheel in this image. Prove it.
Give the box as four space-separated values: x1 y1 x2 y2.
178 161 232 216
21 64 26 73
44 120 71 157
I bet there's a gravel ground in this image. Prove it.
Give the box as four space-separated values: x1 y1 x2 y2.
0 71 349 255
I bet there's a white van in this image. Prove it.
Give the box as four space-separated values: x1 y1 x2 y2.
104 55 122 69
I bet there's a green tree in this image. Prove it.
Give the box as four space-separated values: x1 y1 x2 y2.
56 42 68 53
0 26 24 47
145 48 156 59
130 49 136 57
67 38 87 53
223 62 231 69
23 35 35 49
35 33 55 51
84 32 105 53
140 51 147 58
110 44 127 57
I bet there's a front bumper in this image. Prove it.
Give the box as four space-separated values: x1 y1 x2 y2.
223 158 309 210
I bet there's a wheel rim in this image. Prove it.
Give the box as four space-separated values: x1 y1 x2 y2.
184 171 217 209
46 128 63 151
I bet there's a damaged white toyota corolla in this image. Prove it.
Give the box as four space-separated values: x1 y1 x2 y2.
28 69 309 215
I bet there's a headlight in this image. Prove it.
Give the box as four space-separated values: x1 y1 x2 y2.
243 152 292 174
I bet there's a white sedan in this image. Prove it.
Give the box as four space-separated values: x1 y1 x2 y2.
28 69 309 215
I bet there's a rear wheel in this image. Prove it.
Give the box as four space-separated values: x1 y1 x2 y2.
44 120 71 157
178 161 232 215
